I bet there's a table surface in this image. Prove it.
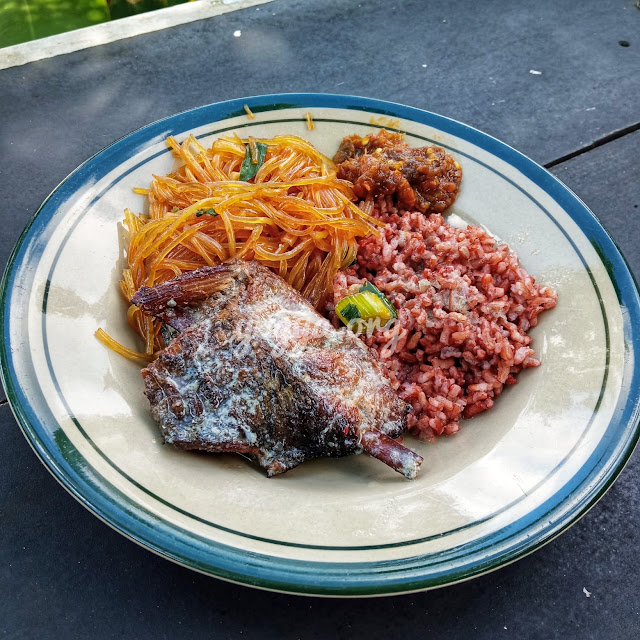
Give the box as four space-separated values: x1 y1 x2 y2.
1 0 639 637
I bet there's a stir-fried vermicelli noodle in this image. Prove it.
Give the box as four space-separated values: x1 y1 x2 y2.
99 133 383 360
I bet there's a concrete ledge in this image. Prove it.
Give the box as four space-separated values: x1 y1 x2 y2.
0 0 274 70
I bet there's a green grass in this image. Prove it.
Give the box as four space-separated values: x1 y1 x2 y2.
0 0 192 48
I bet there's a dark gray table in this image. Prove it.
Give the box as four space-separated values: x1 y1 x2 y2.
1 1 639 637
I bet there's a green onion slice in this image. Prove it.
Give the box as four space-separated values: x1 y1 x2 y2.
335 281 397 332
239 139 268 181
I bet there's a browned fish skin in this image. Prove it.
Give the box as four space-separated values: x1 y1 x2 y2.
133 260 423 478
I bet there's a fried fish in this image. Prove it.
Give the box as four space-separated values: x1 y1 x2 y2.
132 260 422 478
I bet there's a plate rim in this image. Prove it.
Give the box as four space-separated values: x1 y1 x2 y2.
2 92 640 596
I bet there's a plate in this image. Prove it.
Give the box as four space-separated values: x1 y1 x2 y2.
2 94 640 596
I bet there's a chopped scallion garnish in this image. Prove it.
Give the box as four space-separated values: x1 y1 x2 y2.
335 281 397 332
239 140 268 180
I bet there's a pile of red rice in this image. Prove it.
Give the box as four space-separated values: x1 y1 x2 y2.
332 197 558 440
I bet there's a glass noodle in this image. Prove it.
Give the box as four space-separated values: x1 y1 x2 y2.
97 133 382 361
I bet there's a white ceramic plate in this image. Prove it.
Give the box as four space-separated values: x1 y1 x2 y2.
2 94 640 596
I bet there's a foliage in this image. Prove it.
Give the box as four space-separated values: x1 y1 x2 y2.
0 0 192 48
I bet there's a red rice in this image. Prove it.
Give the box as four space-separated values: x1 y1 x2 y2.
331 197 558 439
